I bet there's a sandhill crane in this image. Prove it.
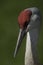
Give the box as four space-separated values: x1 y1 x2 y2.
14 7 41 65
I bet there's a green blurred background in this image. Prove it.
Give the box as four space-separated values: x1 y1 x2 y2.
0 0 43 65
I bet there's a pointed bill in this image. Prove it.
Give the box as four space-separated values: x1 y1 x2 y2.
14 29 26 58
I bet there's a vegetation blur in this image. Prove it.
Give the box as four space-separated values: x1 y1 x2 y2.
0 0 43 65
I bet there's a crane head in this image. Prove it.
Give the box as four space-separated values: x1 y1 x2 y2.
14 8 40 58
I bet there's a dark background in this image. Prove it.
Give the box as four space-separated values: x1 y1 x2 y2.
0 0 43 65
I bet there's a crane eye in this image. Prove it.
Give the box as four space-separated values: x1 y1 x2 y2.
23 21 30 29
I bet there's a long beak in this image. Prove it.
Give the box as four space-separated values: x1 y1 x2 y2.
14 29 26 58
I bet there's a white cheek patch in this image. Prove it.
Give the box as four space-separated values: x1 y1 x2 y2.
25 32 34 65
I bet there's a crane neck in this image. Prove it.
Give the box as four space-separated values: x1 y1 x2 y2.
25 28 40 65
